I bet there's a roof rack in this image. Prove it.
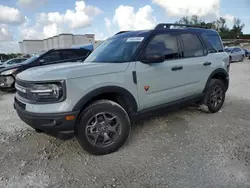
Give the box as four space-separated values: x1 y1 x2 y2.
115 31 130 35
154 23 208 29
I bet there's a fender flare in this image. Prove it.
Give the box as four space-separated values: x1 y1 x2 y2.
72 86 138 113
204 68 229 92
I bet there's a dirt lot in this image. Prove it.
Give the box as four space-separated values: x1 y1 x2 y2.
1 60 250 188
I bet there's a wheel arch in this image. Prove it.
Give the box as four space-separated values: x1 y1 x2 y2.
204 68 229 92
72 86 138 116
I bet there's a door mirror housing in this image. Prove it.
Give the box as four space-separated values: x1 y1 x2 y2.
140 53 165 64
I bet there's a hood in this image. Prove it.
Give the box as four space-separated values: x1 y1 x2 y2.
0 64 22 73
17 62 129 81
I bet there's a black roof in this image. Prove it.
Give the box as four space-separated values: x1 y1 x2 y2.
113 23 219 39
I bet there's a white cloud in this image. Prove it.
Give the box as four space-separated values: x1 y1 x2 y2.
224 14 235 23
0 5 26 25
17 0 47 9
20 1 101 39
153 0 220 20
0 25 13 41
39 1 101 29
43 23 64 38
95 32 106 40
104 17 111 33
113 5 156 31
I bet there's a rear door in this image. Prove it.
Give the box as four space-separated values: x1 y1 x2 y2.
178 32 210 95
231 48 241 61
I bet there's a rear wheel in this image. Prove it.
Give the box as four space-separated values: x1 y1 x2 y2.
204 79 226 113
75 100 131 155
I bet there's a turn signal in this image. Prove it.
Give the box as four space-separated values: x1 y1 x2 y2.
65 115 75 121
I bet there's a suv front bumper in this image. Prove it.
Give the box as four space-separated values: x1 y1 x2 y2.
14 98 79 140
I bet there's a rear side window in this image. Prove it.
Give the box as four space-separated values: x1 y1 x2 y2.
201 34 223 53
181 33 204 58
78 49 90 57
144 33 180 60
234 48 241 52
61 50 79 60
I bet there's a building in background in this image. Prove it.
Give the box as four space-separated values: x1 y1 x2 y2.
19 33 103 55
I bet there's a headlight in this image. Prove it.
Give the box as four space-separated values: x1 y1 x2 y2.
0 68 18 76
30 83 64 102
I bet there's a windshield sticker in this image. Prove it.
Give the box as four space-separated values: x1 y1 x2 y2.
126 37 144 42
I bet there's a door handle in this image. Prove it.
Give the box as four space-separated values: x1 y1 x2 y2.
203 61 211 66
171 66 183 71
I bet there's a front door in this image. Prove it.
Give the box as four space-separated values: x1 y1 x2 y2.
136 32 207 111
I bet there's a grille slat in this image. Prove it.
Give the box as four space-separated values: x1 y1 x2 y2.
15 79 31 100
17 90 28 99
16 79 31 88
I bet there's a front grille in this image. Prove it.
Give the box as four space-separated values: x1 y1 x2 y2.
15 98 26 109
15 79 31 100
17 90 28 99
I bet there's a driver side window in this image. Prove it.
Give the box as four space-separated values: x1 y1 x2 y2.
42 51 61 64
144 33 179 60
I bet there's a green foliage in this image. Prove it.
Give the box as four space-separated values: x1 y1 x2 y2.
0 53 23 62
176 16 246 39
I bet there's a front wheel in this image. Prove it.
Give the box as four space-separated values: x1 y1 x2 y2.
204 79 226 113
240 55 244 62
75 100 131 155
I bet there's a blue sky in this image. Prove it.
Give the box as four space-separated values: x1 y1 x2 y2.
0 0 249 53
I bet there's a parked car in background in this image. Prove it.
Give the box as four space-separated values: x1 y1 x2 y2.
243 48 250 57
224 47 245 62
243 48 250 59
0 47 92 90
0 58 27 68
14 23 230 155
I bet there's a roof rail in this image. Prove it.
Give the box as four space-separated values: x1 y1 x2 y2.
155 23 208 29
115 31 130 35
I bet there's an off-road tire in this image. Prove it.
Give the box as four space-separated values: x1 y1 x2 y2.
204 79 226 113
75 100 131 155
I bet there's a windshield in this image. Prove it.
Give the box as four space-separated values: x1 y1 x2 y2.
84 37 143 63
2 59 15 65
224 48 233 52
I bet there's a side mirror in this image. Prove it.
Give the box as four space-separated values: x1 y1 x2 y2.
140 53 165 64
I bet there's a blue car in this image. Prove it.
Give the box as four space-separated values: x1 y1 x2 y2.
243 49 250 59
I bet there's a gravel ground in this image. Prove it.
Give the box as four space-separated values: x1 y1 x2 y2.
1 60 250 188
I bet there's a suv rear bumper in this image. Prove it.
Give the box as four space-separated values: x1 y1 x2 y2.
14 98 79 140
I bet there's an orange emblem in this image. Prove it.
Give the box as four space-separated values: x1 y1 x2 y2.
144 86 150 91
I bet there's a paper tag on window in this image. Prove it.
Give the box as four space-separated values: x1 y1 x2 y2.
126 37 144 42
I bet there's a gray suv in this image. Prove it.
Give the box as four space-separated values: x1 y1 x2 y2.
14 24 230 155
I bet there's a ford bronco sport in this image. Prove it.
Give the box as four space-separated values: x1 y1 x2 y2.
14 24 230 155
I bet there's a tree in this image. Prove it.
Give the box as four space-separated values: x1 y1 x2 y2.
176 15 246 39
230 18 245 38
